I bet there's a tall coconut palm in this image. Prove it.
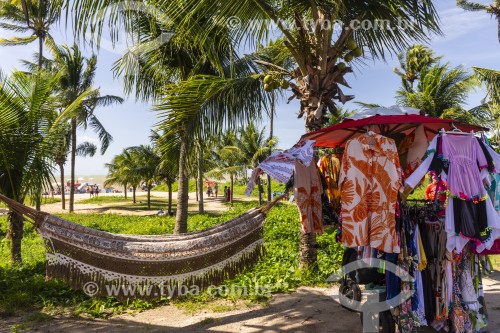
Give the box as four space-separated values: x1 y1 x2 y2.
0 0 62 67
0 70 89 263
151 130 179 215
457 0 500 43
52 124 97 209
207 131 246 206
128 145 160 209
68 0 441 267
237 124 278 203
105 150 131 200
470 67 500 144
110 14 268 234
396 62 478 118
52 44 123 212
393 44 440 91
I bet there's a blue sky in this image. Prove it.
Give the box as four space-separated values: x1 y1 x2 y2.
1 1 499 176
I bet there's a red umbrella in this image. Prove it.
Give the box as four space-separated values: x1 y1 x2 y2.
301 115 488 148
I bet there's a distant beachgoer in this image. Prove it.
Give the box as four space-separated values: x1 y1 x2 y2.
214 183 219 198
95 185 99 197
207 184 212 197
224 186 228 199
90 186 94 198
226 188 231 202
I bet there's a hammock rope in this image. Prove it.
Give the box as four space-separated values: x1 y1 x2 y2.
0 193 287 299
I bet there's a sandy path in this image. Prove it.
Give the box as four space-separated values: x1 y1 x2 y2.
2 272 500 332
40 191 235 216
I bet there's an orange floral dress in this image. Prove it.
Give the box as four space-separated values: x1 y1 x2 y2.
294 159 324 234
339 133 403 253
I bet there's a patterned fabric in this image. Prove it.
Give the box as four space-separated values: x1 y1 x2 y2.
317 154 341 210
245 140 315 196
294 160 324 234
488 173 500 211
451 251 473 333
401 124 430 179
413 225 428 325
339 133 403 253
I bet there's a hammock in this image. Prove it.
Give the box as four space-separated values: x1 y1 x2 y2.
0 194 284 299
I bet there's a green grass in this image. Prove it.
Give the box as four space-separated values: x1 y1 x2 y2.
78 196 130 204
77 195 179 211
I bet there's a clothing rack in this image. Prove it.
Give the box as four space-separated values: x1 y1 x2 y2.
439 126 475 136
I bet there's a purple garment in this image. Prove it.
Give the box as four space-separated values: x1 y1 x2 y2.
441 135 488 199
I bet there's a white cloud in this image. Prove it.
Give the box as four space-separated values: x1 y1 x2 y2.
434 7 493 43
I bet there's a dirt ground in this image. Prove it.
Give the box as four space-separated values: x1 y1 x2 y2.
2 272 500 332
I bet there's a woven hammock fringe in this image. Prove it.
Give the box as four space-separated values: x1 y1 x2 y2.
45 244 266 301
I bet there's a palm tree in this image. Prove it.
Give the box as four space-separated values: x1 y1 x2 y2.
68 0 441 267
151 130 179 215
252 40 293 201
52 44 123 212
0 0 62 67
52 124 97 209
109 13 268 234
128 145 159 209
0 70 87 263
470 67 500 144
457 0 500 43
396 62 478 118
207 132 246 206
105 151 131 200
393 45 440 91
237 124 278 204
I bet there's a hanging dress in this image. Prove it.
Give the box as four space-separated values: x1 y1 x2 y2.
339 133 403 253
441 135 500 253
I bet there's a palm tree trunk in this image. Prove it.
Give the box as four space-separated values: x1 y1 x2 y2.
133 186 136 203
268 93 274 202
35 193 41 211
124 184 127 199
59 164 65 210
38 37 43 69
298 92 328 270
69 118 77 212
147 187 151 209
230 174 234 206
167 182 173 215
197 149 204 214
299 232 317 269
497 12 500 43
8 211 23 264
195 179 198 201
258 178 262 206
174 134 189 234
